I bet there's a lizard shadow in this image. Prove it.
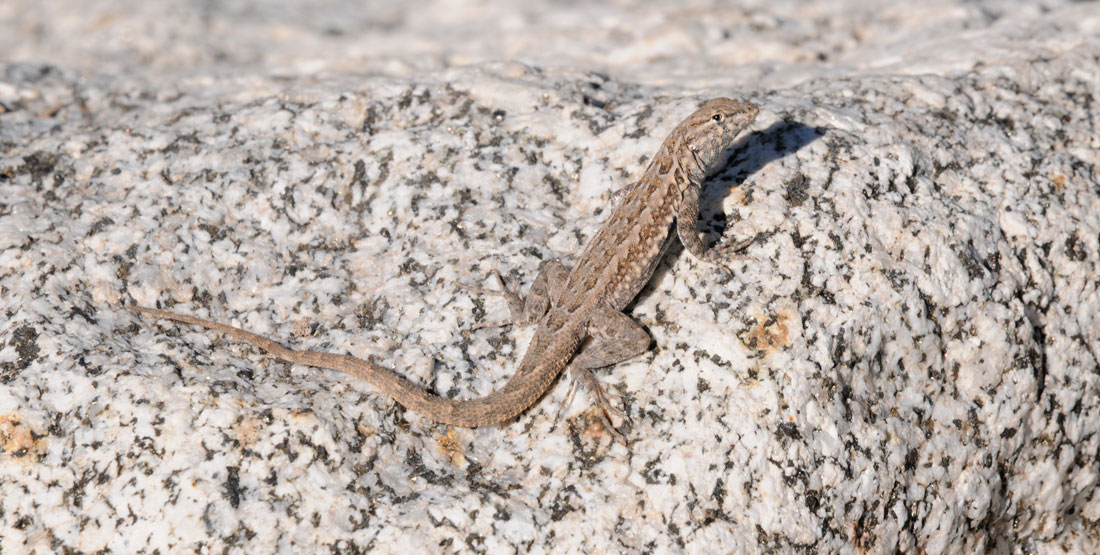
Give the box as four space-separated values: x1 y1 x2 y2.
639 119 828 301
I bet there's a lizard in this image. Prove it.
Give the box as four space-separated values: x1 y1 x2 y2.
132 97 759 436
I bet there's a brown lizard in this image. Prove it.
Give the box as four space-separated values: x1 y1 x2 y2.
133 97 759 435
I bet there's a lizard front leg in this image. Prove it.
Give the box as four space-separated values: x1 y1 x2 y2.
676 182 755 264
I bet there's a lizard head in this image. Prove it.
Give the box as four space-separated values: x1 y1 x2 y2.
677 97 758 178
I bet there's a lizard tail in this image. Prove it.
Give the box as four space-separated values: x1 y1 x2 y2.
130 306 569 427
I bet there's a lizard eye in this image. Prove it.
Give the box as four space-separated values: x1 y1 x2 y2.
712 114 723 122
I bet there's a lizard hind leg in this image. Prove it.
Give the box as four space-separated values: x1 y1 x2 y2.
460 260 569 329
566 306 651 439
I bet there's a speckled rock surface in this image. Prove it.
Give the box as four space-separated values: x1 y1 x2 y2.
2 1 1099 553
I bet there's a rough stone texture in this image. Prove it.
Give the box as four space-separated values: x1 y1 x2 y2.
1 1 1098 553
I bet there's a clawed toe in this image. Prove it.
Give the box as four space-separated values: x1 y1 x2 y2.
554 378 579 423
570 367 629 440
469 319 513 331
591 384 629 441
455 281 497 297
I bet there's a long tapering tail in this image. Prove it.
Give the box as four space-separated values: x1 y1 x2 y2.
130 306 570 427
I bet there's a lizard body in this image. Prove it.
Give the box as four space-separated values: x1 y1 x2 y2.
134 97 758 432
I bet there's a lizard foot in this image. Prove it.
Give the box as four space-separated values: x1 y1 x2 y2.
456 271 521 330
702 233 758 265
570 366 629 440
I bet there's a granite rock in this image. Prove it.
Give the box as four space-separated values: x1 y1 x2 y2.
1 1 1098 552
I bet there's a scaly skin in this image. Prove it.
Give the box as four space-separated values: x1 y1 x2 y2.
133 98 759 432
